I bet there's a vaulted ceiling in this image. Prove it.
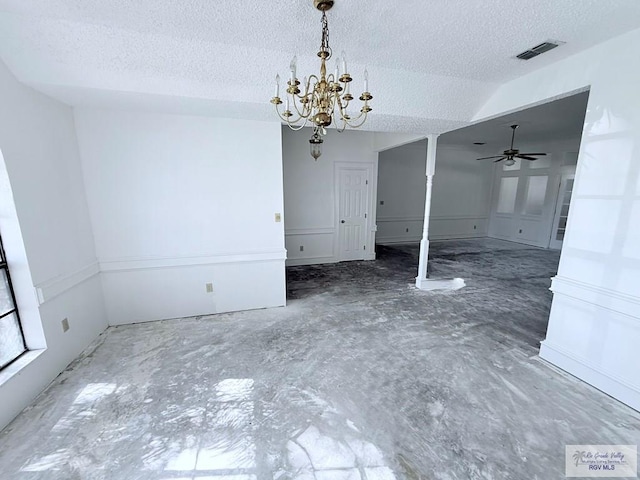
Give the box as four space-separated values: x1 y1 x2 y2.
1 0 639 134
440 91 590 147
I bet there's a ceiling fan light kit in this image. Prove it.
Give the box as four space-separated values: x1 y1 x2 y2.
476 124 548 165
270 0 373 160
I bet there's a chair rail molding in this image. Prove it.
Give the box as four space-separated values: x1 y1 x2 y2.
550 275 640 320
35 261 100 305
99 249 287 273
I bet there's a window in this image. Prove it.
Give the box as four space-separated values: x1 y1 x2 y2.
555 178 575 242
496 177 519 214
0 233 26 369
523 175 548 216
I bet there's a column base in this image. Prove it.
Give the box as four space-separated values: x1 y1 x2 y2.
415 277 465 291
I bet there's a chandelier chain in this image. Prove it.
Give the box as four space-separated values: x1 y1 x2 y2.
320 11 332 59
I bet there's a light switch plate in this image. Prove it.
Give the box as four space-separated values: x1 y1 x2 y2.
275 213 282 222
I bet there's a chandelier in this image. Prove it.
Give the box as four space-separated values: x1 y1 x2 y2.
270 0 373 160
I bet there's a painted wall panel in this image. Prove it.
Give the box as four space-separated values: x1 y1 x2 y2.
102 259 285 325
0 60 107 431
75 109 286 324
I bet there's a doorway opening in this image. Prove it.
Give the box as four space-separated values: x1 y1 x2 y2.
374 90 590 346
280 127 378 300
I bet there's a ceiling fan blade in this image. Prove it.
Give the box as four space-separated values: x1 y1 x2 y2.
516 155 539 161
493 157 507 163
520 152 547 156
476 155 506 160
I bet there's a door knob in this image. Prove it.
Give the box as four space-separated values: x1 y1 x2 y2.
341 220 345 223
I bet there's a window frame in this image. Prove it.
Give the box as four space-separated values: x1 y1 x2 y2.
0 233 27 370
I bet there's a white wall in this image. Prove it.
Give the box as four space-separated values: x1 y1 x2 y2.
475 27 640 411
376 142 427 244
376 142 494 244
431 145 495 240
0 61 107 431
282 127 377 266
488 138 580 248
74 109 286 325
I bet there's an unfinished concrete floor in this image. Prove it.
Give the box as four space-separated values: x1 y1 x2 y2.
0 238 638 480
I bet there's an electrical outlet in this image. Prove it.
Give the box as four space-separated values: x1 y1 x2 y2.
519 229 523 234
406 228 409 233
206 283 213 293
379 200 384 205
474 225 477 230
299 246 304 252
275 213 282 223
61 318 69 332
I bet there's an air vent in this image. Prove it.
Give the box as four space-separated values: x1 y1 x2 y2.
516 50 540 60
516 40 563 60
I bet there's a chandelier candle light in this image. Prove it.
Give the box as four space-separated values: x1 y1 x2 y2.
270 0 373 160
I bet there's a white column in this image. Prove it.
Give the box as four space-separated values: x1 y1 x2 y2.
415 134 465 291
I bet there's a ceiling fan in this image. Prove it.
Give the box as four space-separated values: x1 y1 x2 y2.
476 124 547 166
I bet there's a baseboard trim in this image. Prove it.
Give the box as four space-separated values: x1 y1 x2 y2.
486 234 547 248
34 262 100 305
539 340 640 412
100 250 287 273
428 233 487 240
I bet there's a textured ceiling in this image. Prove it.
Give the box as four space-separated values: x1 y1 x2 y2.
0 1 639 133
440 90 590 147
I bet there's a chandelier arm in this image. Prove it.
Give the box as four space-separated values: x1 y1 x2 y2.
329 89 340 117
335 96 347 117
312 91 322 115
282 112 310 131
294 77 318 107
290 97 307 118
305 90 319 118
275 110 301 126
274 102 306 126
289 77 319 119
336 120 348 133
336 96 368 127
294 78 316 100
334 95 352 124
341 111 369 129
289 90 315 124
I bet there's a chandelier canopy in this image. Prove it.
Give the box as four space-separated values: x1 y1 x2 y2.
270 0 373 159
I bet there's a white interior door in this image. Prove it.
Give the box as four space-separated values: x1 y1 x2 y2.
549 173 575 249
337 166 369 261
